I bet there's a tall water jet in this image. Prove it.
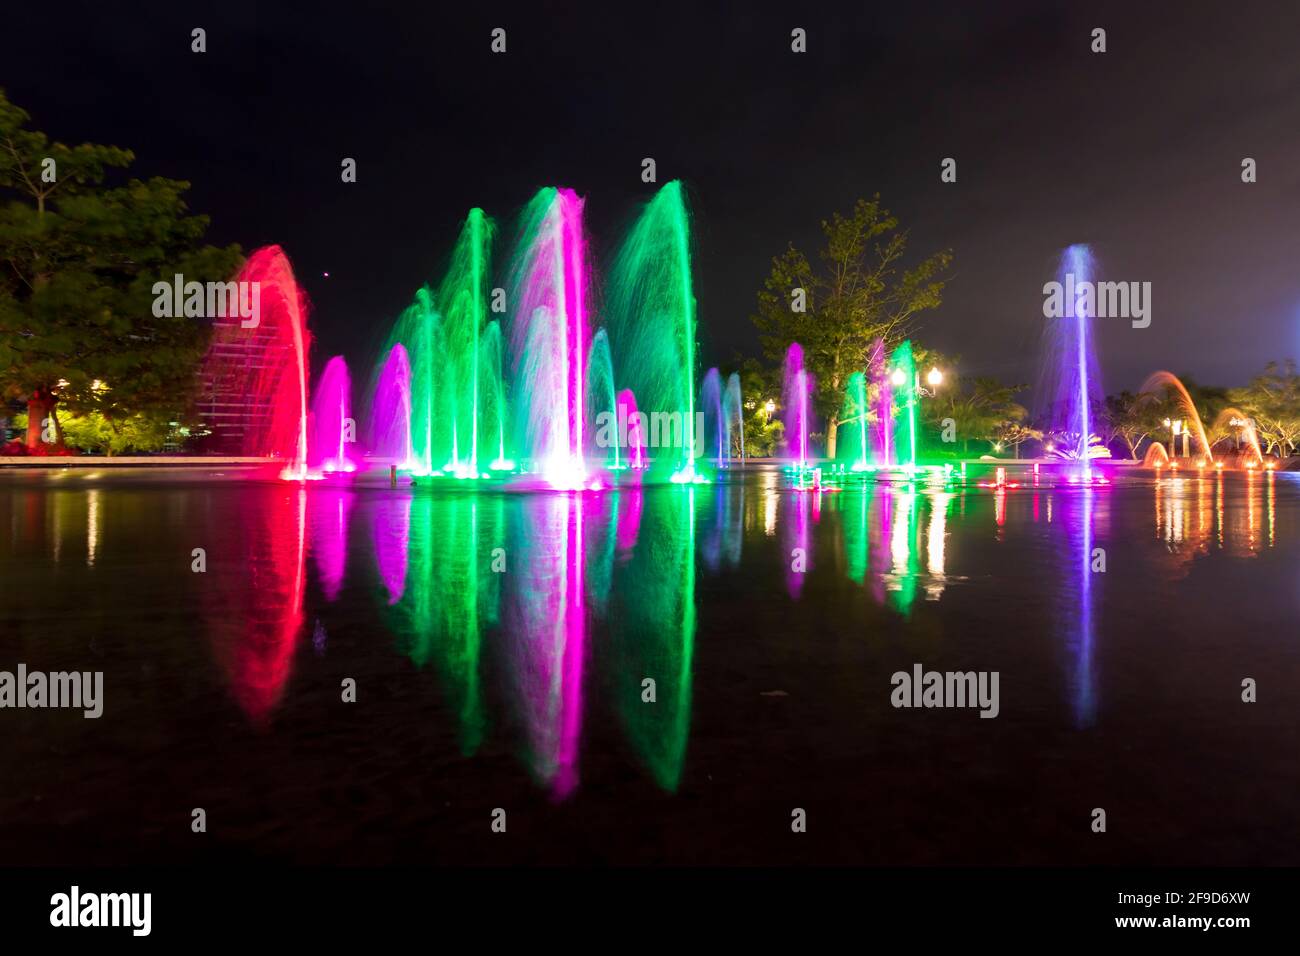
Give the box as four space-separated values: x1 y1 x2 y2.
1038 244 1103 479
888 340 917 469
700 367 724 463
616 389 645 470
202 246 312 479
435 207 496 476
384 288 439 474
782 343 814 468
368 344 413 464
379 209 496 477
481 321 510 469
868 339 893 466
841 371 871 470
509 188 590 488
606 180 701 482
723 373 745 464
586 329 619 469
308 356 356 473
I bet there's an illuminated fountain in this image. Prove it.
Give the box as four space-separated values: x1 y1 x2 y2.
1037 244 1106 482
723 373 745 465
1138 371 1213 464
376 209 500 479
368 344 413 466
1138 370 1264 468
508 188 591 489
888 340 918 471
202 245 312 480
782 343 814 475
606 180 702 483
308 356 356 474
616 389 646 471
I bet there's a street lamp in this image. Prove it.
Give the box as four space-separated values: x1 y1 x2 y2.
926 367 943 388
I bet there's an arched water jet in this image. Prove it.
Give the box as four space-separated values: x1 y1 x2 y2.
308 356 356 474
508 187 590 489
606 180 701 482
1210 407 1264 464
202 246 312 479
1138 371 1214 463
369 344 414 465
587 329 619 470
723 372 745 464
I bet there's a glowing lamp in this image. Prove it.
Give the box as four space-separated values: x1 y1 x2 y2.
890 368 907 387
1215 461 1224 469
1265 461 1276 470
926 367 943 387
764 400 776 415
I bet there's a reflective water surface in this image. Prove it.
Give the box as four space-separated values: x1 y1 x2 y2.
2 467 1297 864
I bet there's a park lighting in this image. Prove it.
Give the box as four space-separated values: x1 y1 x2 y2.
890 368 907 388
763 399 776 416
926 367 943 387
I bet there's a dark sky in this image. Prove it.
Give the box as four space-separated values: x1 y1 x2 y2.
6 0 1299 394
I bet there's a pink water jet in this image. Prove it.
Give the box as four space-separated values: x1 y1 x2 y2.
308 356 356 474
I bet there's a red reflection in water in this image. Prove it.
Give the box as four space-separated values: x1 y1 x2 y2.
206 488 306 723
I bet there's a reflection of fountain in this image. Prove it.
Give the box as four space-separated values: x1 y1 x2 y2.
1065 487 1098 726
610 487 696 791
308 487 353 601
204 486 306 722
504 494 589 797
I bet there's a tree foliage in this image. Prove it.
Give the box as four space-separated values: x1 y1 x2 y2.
0 89 242 447
751 195 952 455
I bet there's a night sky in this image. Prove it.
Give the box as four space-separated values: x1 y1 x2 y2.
6 0 1299 394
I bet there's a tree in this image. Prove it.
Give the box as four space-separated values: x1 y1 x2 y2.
1103 390 1164 458
0 90 242 450
736 357 783 457
1229 360 1300 456
751 195 952 458
927 375 1027 456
